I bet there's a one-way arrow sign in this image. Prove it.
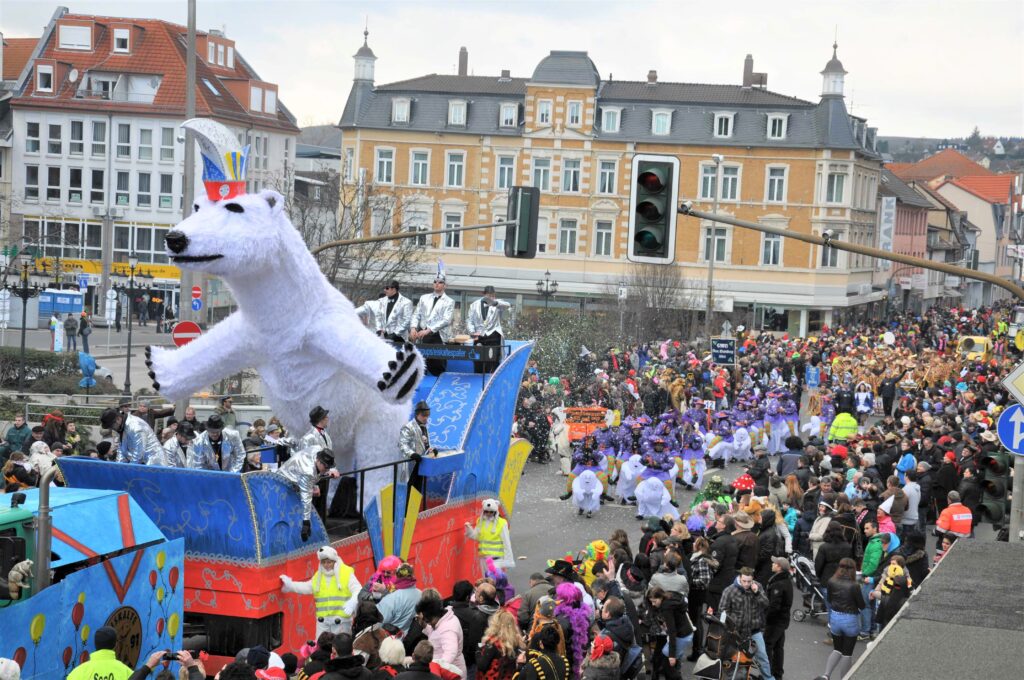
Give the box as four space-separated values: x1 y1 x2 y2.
996 403 1024 457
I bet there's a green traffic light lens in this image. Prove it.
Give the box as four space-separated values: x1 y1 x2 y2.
635 229 663 249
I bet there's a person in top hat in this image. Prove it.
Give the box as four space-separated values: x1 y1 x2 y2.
399 401 436 495
276 445 341 540
159 420 196 468
356 280 414 343
100 407 164 466
301 405 337 513
187 414 246 472
466 285 511 374
411 260 456 376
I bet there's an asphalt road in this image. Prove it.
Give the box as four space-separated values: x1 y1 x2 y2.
507 457 855 680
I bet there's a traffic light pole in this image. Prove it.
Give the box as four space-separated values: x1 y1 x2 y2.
310 219 516 255
679 203 1024 541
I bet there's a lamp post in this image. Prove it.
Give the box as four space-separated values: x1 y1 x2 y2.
617 281 628 341
704 154 723 346
114 253 141 396
536 269 558 311
6 258 41 394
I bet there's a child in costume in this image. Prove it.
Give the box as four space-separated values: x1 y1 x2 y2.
615 454 645 505
571 469 602 518
677 432 706 491
560 434 611 501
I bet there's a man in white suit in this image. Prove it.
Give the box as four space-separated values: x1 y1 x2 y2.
356 279 414 342
466 285 510 373
411 267 455 375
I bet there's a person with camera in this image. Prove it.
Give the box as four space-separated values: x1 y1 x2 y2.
129 650 204 680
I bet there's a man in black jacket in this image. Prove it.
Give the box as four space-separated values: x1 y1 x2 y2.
764 557 793 680
878 375 898 418
957 467 983 527
746 447 771 495
593 579 639 646
707 514 739 611
915 461 935 528
395 641 443 680
776 437 804 478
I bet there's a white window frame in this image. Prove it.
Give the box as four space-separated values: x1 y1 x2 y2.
558 218 578 254
208 41 216 63
116 123 131 159
601 107 621 133
91 120 106 158
765 165 788 203
392 98 410 124
567 100 582 127
69 120 84 156
160 127 174 162
497 155 516 190
115 170 130 206
701 225 729 263
217 44 226 65
68 167 83 203
343 148 354 181
264 89 277 114
47 123 62 155
532 157 551 191
537 99 552 125
594 220 613 257
25 122 40 153
58 25 91 50
371 206 392 236
36 65 54 93
767 114 788 140
820 242 839 268
375 147 395 184
720 164 741 202
410 149 430 186
445 151 465 188
699 163 717 200
227 46 234 68
714 112 735 138
405 210 429 247
448 100 467 126
24 165 39 200
443 212 462 249
761 232 783 266
137 171 152 208
159 173 174 209
138 128 153 161
113 28 130 53
826 170 847 204
90 169 105 204
250 86 263 112
499 102 518 128
652 109 672 136
561 158 581 193
46 166 61 202
598 159 617 195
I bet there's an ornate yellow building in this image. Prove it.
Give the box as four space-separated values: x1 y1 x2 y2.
339 39 884 335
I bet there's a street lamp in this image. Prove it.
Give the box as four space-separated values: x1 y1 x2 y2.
704 153 724 346
617 281 628 340
112 253 143 396
536 270 558 310
6 258 41 394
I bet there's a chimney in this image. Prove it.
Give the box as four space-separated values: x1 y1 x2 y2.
742 54 768 89
458 46 468 76
646 69 657 85
498 68 511 82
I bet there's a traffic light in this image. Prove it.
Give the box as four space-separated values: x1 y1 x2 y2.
627 154 680 264
505 186 539 259
978 450 1011 524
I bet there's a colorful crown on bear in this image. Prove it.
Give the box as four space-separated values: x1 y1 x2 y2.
181 118 250 201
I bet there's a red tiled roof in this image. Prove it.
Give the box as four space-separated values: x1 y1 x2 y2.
885 162 912 175
891 148 994 182
2 37 39 81
947 174 1017 204
11 14 297 134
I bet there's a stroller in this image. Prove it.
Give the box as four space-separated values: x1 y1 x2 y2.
789 552 827 622
693 613 760 680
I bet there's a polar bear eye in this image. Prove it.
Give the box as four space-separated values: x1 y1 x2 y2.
225 203 245 213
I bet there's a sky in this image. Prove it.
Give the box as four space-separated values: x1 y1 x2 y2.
3 0 1022 138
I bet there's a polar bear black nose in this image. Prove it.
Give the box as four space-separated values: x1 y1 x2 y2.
165 230 189 254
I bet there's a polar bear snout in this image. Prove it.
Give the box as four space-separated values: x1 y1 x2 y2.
165 230 189 254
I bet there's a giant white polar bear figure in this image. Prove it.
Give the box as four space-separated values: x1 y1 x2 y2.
146 119 422 499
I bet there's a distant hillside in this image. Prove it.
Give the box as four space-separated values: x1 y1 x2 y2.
878 136 961 162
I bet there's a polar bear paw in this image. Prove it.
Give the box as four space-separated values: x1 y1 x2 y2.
145 345 183 397
376 342 423 403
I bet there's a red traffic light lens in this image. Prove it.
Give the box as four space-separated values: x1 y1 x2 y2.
638 171 665 192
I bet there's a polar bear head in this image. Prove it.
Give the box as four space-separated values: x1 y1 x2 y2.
164 189 307 278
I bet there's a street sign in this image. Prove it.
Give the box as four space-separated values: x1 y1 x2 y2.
106 289 117 301
78 274 89 289
996 404 1024 456
721 320 733 336
710 337 736 365
191 285 202 299
1002 361 1024 406
191 298 203 312
172 321 202 347
805 365 821 388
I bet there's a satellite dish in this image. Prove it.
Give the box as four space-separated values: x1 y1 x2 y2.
69 68 79 83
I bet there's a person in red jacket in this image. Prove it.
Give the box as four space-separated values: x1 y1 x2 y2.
936 491 973 539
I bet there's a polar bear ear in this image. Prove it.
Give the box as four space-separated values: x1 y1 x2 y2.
259 189 285 216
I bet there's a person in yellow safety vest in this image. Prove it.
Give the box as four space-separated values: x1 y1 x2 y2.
279 545 362 636
828 411 859 443
464 498 514 576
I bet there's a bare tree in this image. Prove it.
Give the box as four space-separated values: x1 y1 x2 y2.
614 263 720 345
273 170 425 305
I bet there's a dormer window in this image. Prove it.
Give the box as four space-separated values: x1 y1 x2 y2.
113 28 130 53
226 46 234 68
58 24 91 50
217 44 226 66
652 109 672 136
767 114 787 140
250 85 263 112
264 89 277 114
714 112 735 138
500 103 518 127
448 100 467 126
602 107 621 133
36 65 54 93
392 98 410 123
208 42 216 63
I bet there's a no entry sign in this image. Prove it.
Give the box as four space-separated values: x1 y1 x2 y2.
172 321 202 347
191 285 202 299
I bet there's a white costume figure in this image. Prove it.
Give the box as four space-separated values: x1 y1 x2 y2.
188 426 246 472
615 454 645 502
801 415 822 439
464 498 514 574
356 288 415 341
572 469 601 518
732 427 753 463
280 545 361 637
146 119 422 501
634 476 680 521
549 406 572 476
106 412 164 465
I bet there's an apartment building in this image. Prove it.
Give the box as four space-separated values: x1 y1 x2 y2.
339 37 884 335
5 8 298 313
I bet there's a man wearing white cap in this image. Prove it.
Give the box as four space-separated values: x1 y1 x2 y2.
412 261 455 376
280 545 362 636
